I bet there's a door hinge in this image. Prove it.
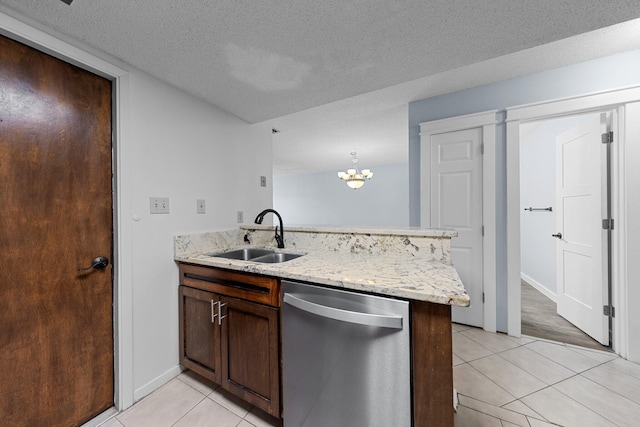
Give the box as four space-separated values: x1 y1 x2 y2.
602 219 614 230
601 131 614 144
482 292 485 303
603 305 615 318
482 225 485 236
480 143 484 155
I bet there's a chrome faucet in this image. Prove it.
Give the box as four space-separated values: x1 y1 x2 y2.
254 209 284 248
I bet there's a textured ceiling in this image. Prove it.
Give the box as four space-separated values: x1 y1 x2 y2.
270 17 640 175
2 1 640 174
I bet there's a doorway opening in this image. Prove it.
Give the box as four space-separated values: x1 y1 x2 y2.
519 112 612 350
519 112 612 349
419 110 498 333
503 85 640 355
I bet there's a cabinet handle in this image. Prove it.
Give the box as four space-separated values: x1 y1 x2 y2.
218 302 227 326
210 300 226 325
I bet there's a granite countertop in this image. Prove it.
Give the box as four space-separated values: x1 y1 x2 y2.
175 227 470 307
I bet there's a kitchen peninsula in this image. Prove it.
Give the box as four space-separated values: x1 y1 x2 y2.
174 225 469 427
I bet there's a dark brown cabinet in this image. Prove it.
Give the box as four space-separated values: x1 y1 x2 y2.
179 286 222 383
221 296 279 412
178 263 281 418
178 262 455 426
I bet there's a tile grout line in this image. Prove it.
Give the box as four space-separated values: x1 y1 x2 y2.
454 327 632 427
549 378 626 427
455 361 520 407
176 373 273 425
455 403 508 425
568 372 640 420
458 330 537 357
580 361 640 404
495 346 583 387
170 374 219 427
457 393 543 426
453 325 637 427
454 334 559 426
168 394 208 427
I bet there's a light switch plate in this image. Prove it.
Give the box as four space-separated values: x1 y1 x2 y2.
237 211 243 223
197 199 206 214
150 197 170 214
260 176 267 187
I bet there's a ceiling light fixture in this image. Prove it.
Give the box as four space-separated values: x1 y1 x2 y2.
337 152 373 189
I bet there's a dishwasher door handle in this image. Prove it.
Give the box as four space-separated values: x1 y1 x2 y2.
283 293 403 329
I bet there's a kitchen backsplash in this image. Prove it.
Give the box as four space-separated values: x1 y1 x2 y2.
175 225 454 263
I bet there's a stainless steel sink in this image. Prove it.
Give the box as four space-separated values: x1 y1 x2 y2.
206 248 304 263
250 253 304 263
207 248 274 260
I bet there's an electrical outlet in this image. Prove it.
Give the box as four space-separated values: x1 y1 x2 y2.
197 199 206 214
260 176 267 187
237 211 244 223
150 197 170 214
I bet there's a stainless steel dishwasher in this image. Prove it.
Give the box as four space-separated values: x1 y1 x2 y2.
282 280 411 427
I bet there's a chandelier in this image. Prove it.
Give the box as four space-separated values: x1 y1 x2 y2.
337 152 373 189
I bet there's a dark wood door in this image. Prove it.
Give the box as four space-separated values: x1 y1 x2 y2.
221 296 280 417
0 35 114 426
179 286 222 383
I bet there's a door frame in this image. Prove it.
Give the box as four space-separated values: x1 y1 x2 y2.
0 9 135 411
506 85 640 357
419 110 498 333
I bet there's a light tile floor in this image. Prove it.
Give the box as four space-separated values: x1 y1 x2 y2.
100 371 281 427
100 324 640 427
452 323 640 427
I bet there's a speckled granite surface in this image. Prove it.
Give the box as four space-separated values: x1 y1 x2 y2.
174 226 469 307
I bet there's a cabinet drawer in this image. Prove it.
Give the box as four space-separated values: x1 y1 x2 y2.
179 263 281 307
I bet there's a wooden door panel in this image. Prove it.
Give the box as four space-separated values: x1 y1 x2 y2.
0 34 113 426
221 297 280 417
227 309 271 397
179 286 221 383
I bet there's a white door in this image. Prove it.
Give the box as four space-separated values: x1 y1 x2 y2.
430 128 484 327
555 114 608 345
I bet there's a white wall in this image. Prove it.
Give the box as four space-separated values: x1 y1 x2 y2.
519 114 597 297
127 72 272 399
409 49 640 333
273 163 409 227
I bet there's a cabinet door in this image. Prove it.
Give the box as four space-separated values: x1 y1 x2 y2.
179 286 221 383
220 296 280 417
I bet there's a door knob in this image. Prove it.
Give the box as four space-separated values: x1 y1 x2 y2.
552 233 563 239
78 256 109 272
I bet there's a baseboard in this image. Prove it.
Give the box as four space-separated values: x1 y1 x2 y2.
81 407 118 427
133 365 183 402
521 273 557 303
